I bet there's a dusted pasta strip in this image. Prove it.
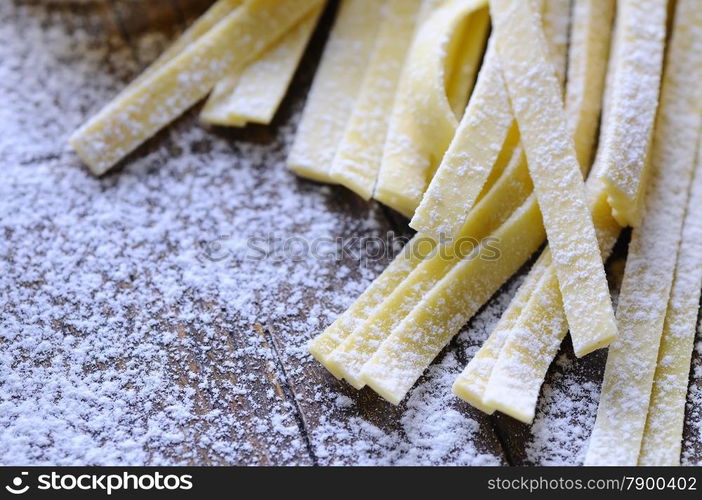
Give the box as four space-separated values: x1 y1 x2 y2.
287 0 385 183
482 182 621 423
566 0 616 170
639 145 702 466
410 43 516 241
540 0 570 88
411 0 568 241
596 0 667 227
328 0 424 199
325 145 528 387
491 0 617 358
200 4 323 126
321 0 563 396
374 0 489 217
131 0 244 88
454 0 615 415
308 236 435 365
444 7 490 116
451 253 547 414
586 1 702 465
361 195 546 404
70 0 322 175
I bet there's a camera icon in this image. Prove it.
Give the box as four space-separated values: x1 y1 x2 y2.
5 472 29 495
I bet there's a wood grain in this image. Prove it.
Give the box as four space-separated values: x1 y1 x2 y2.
3 0 700 466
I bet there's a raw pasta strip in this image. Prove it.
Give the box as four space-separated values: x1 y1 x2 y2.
322 0 564 393
325 147 531 387
410 42 516 241
585 1 702 465
540 0 570 88
444 8 490 117
70 0 322 175
410 0 568 241
287 0 385 183
491 0 617 357
310 107 518 367
308 236 436 364
328 0 424 199
123 0 245 93
451 252 547 414
200 4 324 126
639 143 702 466
596 0 667 227
374 0 489 217
566 0 616 171
482 182 621 424
361 195 546 405
454 0 615 414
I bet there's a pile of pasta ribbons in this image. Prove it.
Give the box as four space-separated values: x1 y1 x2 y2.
70 0 702 466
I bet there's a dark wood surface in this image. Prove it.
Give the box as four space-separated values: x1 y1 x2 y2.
2 0 700 466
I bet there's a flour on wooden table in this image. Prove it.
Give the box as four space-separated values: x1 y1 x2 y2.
1 0 699 466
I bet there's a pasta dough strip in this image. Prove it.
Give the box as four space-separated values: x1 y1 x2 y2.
287 0 385 183
70 0 322 175
373 0 489 217
566 0 616 171
482 182 621 423
361 195 546 404
409 43 516 241
130 0 245 89
328 0 424 199
491 0 617 358
596 0 667 227
200 4 324 126
585 0 702 465
325 145 529 388
540 0 570 88
316 0 564 396
411 0 568 241
444 7 490 117
453 0 615 416
639 141 702 466
451 253 547 414
308 236 436 365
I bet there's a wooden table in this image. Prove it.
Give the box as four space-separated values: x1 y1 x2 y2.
1 0 699 465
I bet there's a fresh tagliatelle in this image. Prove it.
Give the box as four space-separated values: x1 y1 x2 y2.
328 0 425 199
66 0 702 466
200 4 324 126
490 0 618 358
287 0 385 183
313 0 567 404
585 0 702 465
639 141 702 466
70 0 324 175
595 0 667 227
373 0 489 217
453 0 615 422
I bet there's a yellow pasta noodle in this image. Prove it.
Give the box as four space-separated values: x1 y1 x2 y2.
328 0 424 199
200 4 324 126
373 0 489 217
586 0 702 465
596 0 667 228
70 0 322 175
308 236 436 365
361 196 546 404
287 0 385 183
491 0 617 358
482 182 621 423
454 0 615 416
409 43 516 241
639 141 702 466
